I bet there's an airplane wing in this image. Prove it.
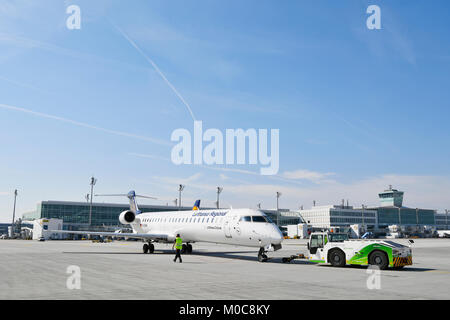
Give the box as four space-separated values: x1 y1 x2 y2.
50 230 171 241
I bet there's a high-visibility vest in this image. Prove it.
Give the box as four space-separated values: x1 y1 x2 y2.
175 237 183 250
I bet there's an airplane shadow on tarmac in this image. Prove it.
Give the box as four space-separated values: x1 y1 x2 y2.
62 249 304 264
62 250 434 270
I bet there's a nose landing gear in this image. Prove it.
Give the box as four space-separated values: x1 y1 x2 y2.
258 247 269 262
181 243 193 254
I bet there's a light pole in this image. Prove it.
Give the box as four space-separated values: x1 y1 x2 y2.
276 192 281 210
216 187 223 209
178 184 185 209
361 204 365 230
85 194 90 203
11 189 18 237
173 199 178 207
276 192 281 226
445 209 448 229
416 208 419 230
89 176 97 226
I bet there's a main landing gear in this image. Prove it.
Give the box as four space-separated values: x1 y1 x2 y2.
143 242 193 254
143 242 155 254
258 247 269 262
181 243 193 254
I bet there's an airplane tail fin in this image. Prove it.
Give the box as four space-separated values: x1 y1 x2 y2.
95 190 157 214
193 200 201 211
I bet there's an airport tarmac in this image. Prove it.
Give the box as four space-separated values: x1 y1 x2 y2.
0 238 449 299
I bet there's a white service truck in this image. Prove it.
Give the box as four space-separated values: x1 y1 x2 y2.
306 232 413 270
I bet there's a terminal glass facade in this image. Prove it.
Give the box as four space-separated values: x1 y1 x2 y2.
377 207 435 226
263 211 303 227
0 223 10 235
435 213 449 229
30 201 198 230
329 209 377 226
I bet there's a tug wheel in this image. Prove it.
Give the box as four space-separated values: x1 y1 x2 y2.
369 250 389 270
329 249 346 267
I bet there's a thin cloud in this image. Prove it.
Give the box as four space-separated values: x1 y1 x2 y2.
0 103 171 146
111 22 197 122
128 152 171 161
224 174 450 211
0 75 51 95
128 152 311 186
282 169 335 183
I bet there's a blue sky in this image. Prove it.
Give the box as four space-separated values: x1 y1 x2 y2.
1 0 449 222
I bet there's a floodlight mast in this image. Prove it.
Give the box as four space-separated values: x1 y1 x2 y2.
276 192 282 226
11 189 18 236
178 184 185 209
89 176 97 226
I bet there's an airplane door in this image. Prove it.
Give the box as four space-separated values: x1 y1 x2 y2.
224 217 233 238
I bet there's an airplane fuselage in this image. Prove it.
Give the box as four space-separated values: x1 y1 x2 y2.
130 208 283 248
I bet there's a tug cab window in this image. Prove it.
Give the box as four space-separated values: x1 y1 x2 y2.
309 234 324 254
329 233 349 242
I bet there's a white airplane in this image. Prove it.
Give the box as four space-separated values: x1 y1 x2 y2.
52 190 284 262
437 230 450 238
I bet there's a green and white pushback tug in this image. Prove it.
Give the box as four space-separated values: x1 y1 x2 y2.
306 232 413 270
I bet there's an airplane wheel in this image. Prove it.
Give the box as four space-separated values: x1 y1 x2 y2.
149 243 155 253
187 244 192 254
181 244 187 254
258 253 268 262
143 243 149 254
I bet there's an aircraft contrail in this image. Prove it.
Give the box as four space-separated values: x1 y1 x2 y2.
0 103 171 146
111 23 197 122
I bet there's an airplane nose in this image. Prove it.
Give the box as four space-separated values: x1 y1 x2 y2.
271 226 283 244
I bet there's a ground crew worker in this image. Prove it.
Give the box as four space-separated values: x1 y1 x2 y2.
173 234 183 263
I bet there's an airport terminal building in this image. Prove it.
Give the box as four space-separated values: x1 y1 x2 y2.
299 205 378 230
22 201 203 231
435 212 449 230
18 186 445 235
21 201 303 232
298 187 439 232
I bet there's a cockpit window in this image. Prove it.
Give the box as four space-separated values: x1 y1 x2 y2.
252 216 267 223
239 216 251 222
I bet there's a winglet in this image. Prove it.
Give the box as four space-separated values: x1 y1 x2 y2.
193 200 201 211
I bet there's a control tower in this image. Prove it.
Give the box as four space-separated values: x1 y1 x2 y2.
378 185 404 207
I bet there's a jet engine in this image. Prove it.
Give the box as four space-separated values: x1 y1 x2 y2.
119 210 136 224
